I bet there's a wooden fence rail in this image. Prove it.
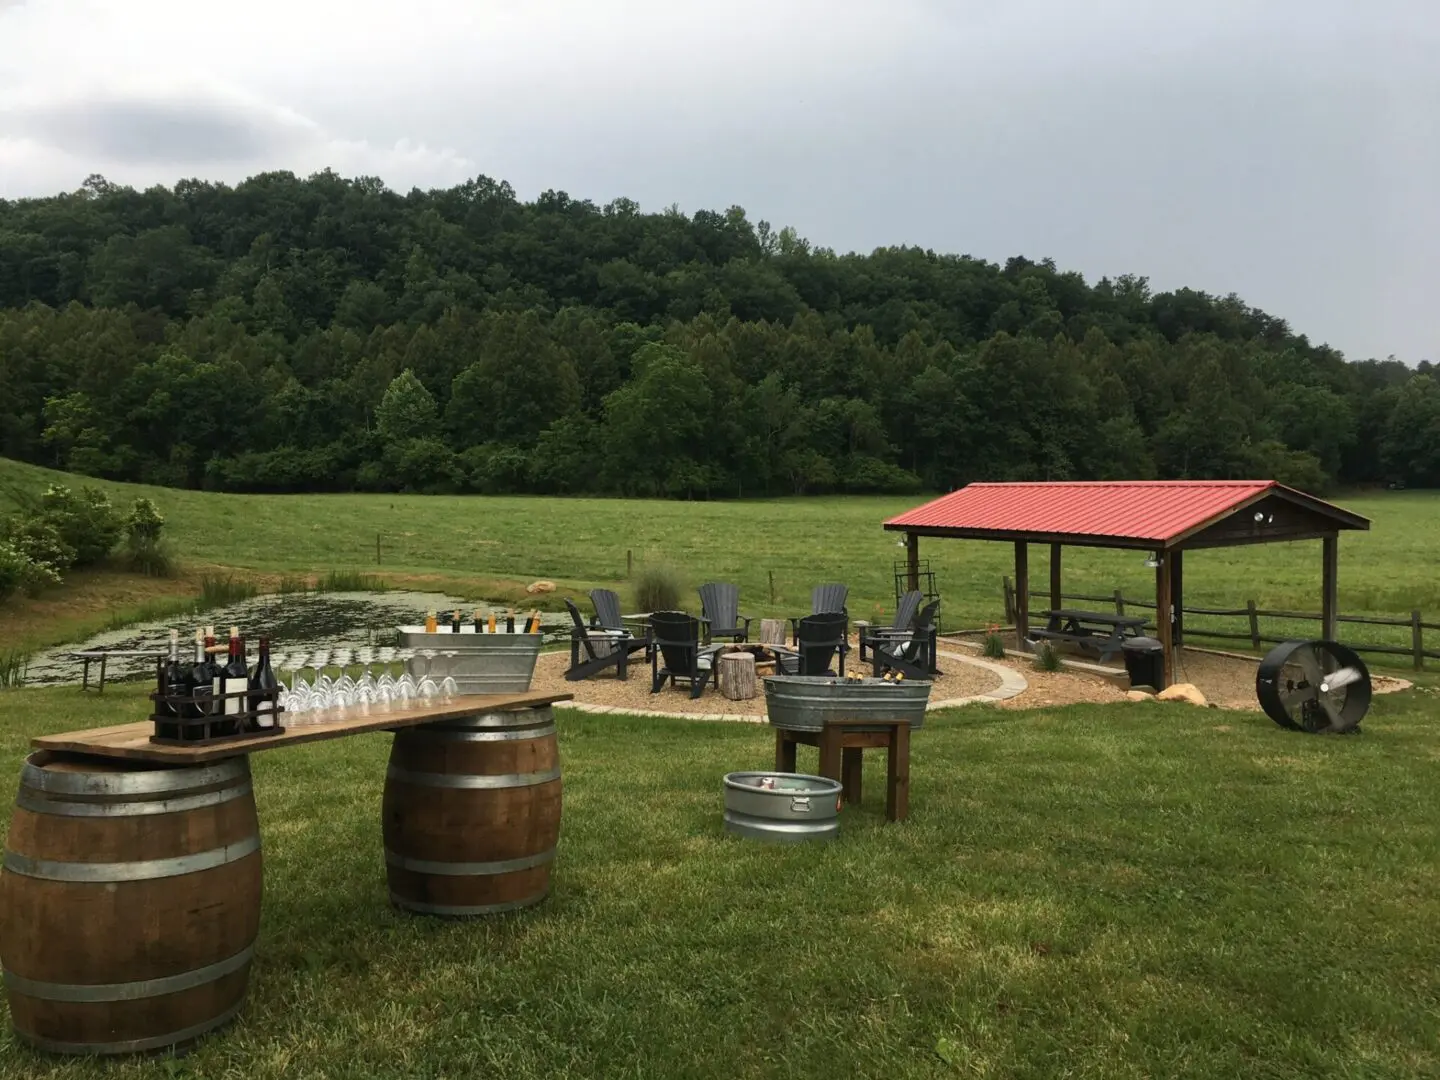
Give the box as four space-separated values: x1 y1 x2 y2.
1001 577 1439 670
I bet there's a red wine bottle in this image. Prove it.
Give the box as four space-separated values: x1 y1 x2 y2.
221 627 248 718
248 637 278 730
189 628 213 719
204 631 223 715
161 629 187 717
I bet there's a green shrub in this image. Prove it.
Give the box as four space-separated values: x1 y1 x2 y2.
122 497 175 576
2 515 75 572
0 648 29 688
983 631 1008 659
634 563 684 613
0 540 61 601
1032 642 1063 672
37 484 123 566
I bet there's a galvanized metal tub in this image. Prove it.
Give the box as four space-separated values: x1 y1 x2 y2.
764 675 932 732
722 772 842 842
397 627 542 694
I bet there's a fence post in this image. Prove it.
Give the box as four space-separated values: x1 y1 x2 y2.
1413 610 1424 671
1246 600 1261 650
1002 576 1014 624
1113 589 1124 616
769 570 776 604
627 549 633 578
376 533 381 565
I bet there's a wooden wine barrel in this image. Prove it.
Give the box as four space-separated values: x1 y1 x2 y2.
383 706 561 916
0 751 262 1055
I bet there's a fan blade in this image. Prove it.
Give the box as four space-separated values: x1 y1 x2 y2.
1281 686 1315 709
1319 666 1363 694
1296 645 1325 688
1318 694 1346 733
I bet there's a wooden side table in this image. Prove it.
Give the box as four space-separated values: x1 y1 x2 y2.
773 718 910 822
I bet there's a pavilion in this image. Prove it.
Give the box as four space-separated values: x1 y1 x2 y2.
883 480 1371 685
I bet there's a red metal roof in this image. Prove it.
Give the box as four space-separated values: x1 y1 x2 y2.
884 481 1279 543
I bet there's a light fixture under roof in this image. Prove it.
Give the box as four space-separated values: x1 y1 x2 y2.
1143 552 1161 569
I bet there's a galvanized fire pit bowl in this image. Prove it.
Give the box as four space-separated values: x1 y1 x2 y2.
763 675 932 732
723 772 843 842
397 627 542 694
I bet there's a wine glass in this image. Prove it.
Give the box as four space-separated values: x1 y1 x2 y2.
285 652 311 717
395 649 417 703
439 649 460 699
417 650 440 701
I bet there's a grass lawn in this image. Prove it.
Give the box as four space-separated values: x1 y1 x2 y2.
4 457 1440 662
1 684 1437 1078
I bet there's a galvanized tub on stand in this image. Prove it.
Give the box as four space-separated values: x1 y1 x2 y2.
397 628 542 694
764 676 932 732
722 772 842 842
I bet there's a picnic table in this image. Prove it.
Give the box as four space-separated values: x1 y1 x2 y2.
69 649 166 693
1030 609 1147 663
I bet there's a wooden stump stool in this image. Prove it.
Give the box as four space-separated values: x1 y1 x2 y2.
758 619 788 647
717 651 757 701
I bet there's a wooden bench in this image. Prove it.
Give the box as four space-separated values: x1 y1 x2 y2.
774 718 911 822
1031 609 1147 664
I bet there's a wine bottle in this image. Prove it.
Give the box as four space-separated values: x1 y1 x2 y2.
222 627 248 718
451 609 462 633
473 609 483 633
505 610 515 633
488 612 497 634
425 610 438 634
161 628 187 716
189 628 213 718
526 611 541 634
205 630 223 714
249 637 279 730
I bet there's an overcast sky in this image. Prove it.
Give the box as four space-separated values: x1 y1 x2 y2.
0 0 1435 363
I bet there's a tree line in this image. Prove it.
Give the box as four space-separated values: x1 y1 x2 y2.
1 170 1436 497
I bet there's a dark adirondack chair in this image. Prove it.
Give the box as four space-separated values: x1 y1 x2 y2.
775 612 849 677
697 582 751 644
649 611 726 698
564 599 648 681
790 583 850 644
870 600 941 679
590 589 629 633
859 590 924 663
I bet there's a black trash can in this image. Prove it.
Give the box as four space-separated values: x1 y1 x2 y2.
1122 636 1166 692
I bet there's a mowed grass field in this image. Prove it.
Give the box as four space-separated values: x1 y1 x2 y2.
0 685 1436 1078
4 458 1440 660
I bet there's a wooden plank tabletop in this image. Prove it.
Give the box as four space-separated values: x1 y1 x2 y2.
30 691 574 765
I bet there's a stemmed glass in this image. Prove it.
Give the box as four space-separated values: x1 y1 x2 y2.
310 649 334 714
395 649 418 704
286 652 311 717
438 650 459 700
416 650 440 702
355 647 377 710
375 646 396 708
332 648 355 709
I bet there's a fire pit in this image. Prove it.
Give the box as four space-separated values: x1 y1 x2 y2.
722 772 843 842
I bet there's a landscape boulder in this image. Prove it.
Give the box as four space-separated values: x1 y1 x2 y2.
526 580 557 594
1125 689 1155 702
1156 683 1207 707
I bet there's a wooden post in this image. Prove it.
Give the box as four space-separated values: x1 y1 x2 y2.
1171 549 1184 649
1113 588 1125 616
1049 543 1062 612
627 549 633 578
1412 610 1424 671
1155 549 1174 687
1246 600 1261 650
1014 542 1030 651
768 569 775 604
1003 576 1014 624
1321 535 1338 643
376 533 381 565
906 533 920 592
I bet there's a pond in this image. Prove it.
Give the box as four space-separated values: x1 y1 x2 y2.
21 591 572 688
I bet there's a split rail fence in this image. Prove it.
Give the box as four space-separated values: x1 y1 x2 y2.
1002 577 1440 670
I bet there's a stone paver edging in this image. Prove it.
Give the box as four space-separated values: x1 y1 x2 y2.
558 648 1028 723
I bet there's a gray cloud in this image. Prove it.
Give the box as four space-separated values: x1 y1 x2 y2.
12 96 283 164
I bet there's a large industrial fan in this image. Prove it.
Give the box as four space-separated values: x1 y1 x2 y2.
1255 640 1372 734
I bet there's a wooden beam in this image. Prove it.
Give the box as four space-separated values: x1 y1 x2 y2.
1171 549 1184 649
1155 549 1174 687
906 532 920 592
1321 534 1339 642
1049 543 1062 612
1014 542 1030 651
